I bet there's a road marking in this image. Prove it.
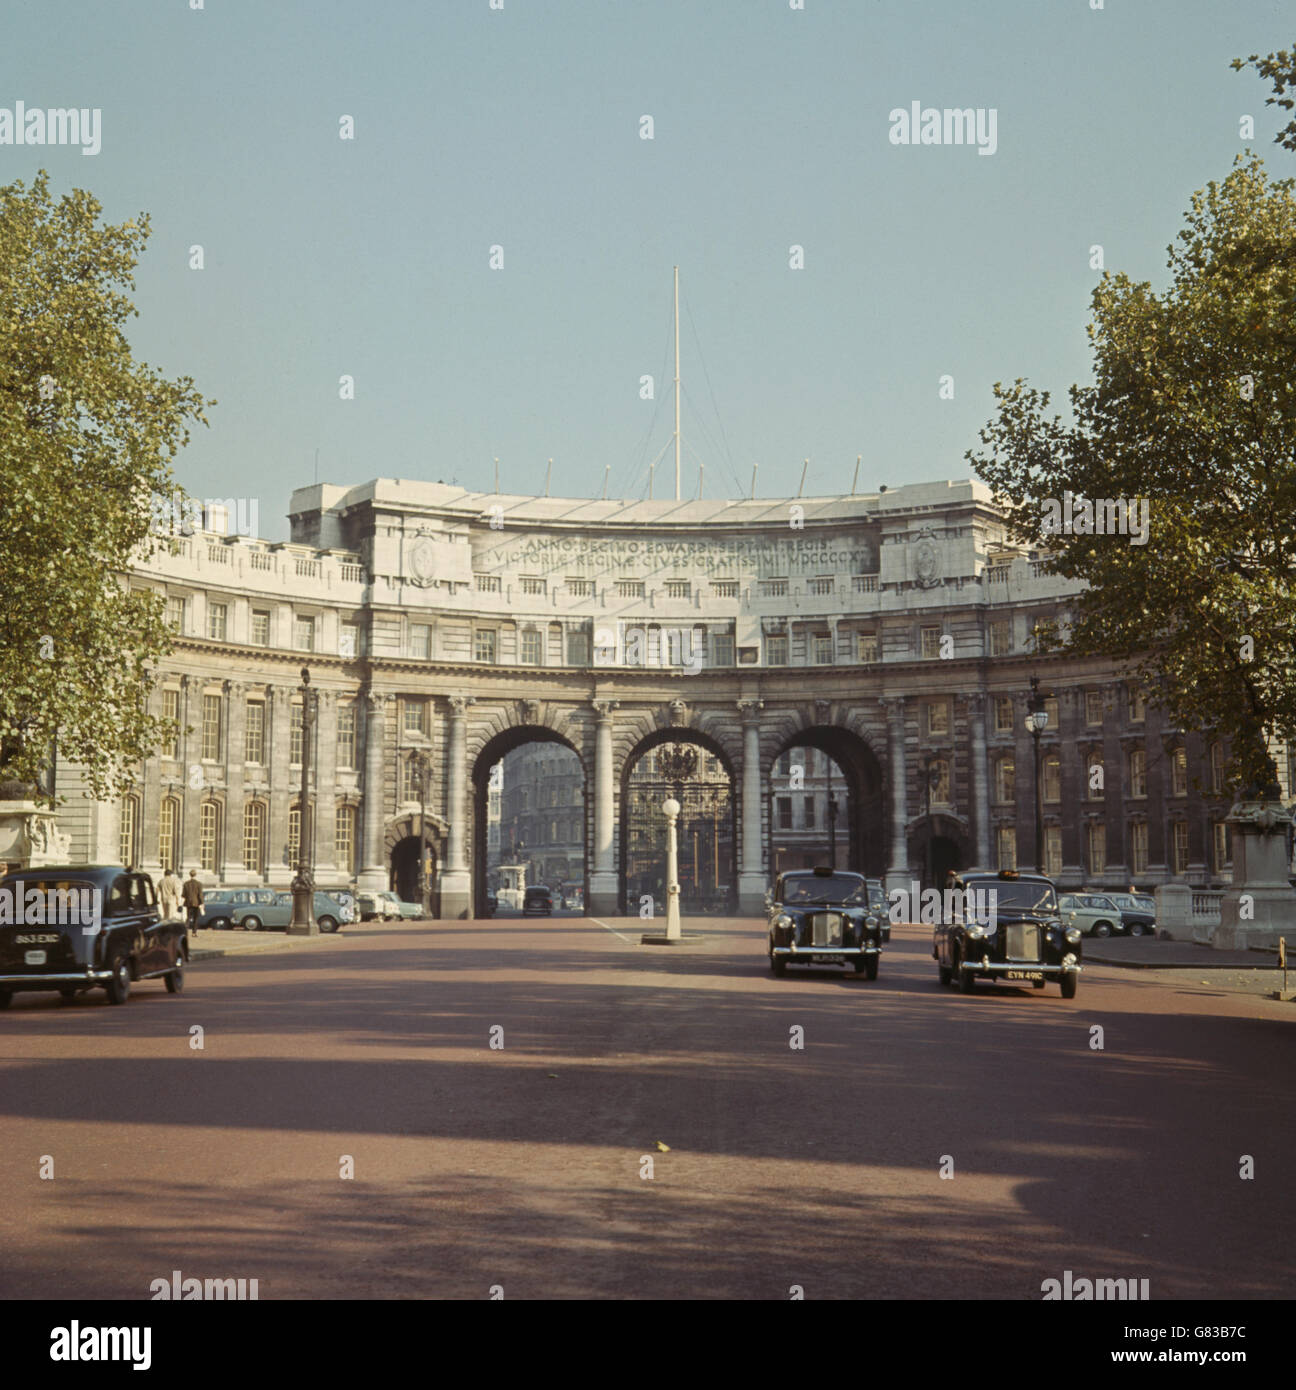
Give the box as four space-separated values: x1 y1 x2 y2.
590 917 637 943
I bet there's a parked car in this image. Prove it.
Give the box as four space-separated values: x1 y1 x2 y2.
1058 892 1124 938
523 886 554 916
378 891 423 920
0 866 186 1007
1102 892 1157 936
231 890 350 933
198 888 279 931
936 869 1081 997
865 878 888 915
766 866 889 979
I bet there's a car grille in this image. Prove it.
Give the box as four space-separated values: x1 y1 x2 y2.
1006 923 1041 961
810 913 843 947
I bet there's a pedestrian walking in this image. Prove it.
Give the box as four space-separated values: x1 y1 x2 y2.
158 867 182 921
181 869 204 936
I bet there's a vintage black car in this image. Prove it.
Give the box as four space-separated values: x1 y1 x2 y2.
0 866 186 1008
934 868 1081 998
766 867 889 979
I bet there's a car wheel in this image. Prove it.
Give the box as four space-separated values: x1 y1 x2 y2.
59 987 79 1001
769 954 786 977
105 953 132 1006
1033 979 1046 989
863 956 879 981
0 989 11 1010
938 961 952 986
210 917 229 932
1060 973 1078 1000
243 916 262 932
1093 922 1113 938
958 959 977 994
1128 922 1146 937
165 956 185 993
318 916 338 933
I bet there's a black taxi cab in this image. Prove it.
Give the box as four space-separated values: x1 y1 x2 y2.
767 866 889 979
934 868 1081 998
0 866 187 1007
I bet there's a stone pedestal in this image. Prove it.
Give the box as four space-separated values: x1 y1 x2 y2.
0 800 71 870
1213 801 1296 950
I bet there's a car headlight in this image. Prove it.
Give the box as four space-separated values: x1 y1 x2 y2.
966 924 986 940
1065 927 1081 945
774 914 794 930
864 914 879 931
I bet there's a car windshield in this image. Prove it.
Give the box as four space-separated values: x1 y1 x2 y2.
780 875 867 905
973 880 1058 912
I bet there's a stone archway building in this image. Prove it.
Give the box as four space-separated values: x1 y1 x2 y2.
55 477 1243 912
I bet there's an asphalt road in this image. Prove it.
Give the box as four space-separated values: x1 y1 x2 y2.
0 917 1291 1300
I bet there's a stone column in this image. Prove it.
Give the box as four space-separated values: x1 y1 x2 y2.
882 696 910 897
1215 800 1296 949
357 689 388 892
267 684 294 887
313 689 338 880
179 675 203 872
223 681 248 883
967 693 991 869
737 698 766 914
588 699 619 915
439 694 475 919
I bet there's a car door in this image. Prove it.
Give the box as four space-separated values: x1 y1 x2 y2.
134 875 174 973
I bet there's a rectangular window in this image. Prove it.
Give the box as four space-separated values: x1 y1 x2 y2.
803 796 816 828
760 579 788 597
1128 685 1146 723
245 701 265 764
994 696 1015 733
336 806 356 877
340 622 359 659
158 798 179 873
287 808 300 866
566 629 590 666
989 620 1012 657
199 802 219 874
337 704 356 768
920 626 942 659
776 796 793 830
201 693 222 761
165 595 185 633
1129 748 1147 798
208 601 228 641
1086 752 1104 800
1046 825 1063 879
1210 742 1225 795
765 634 788 666
857 631 878 663
932 759 951 805
475 629 497 663
520 577 546 596
566 577 593 597
808 577 834 596
995 757 1015 804
162 688 180 759
617 579 645 599
713 580 739 598
295 615 315 652
410 624 432 660
927 701 949 737
712 632 735 667
1171 747 1188 797
997 825 1017 871
1044 697 1059 729
665 579 691 599
403 699 428 737
291 703 304 765
520 630 543 665
251 610 271 647
1043 755 1061 803
119 796 138 867
1087 821 1106 876
812 633 833 665
1173 821 1190 874
1213 821 1231 872
1085 690 1104 727
1130 821 1148 875
476 574 502 593
243 802 266 876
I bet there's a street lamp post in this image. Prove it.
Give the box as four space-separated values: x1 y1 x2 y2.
827 756 838 869
1024 676 1050 874
288 667 318 935
404 748 434 917
920 753 942 892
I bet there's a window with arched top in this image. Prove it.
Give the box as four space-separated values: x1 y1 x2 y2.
199 801 220 874
243 801 266 877
158 797 181 872
119 794 139 867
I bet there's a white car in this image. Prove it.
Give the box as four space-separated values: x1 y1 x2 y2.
1058 892 1123 938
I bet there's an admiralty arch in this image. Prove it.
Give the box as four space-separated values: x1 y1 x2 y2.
54 476 1241 917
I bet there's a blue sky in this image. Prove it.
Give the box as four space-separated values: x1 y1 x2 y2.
2 0 1291 536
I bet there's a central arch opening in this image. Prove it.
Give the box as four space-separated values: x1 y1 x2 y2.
620 731 737 915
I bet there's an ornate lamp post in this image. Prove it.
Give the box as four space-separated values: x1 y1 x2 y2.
404 747 434 917
1023 676 1050 874
288 667 318 935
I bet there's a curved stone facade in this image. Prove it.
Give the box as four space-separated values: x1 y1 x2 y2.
55 477 1242 915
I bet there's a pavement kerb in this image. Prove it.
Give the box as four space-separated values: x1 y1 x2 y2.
188 931 346 963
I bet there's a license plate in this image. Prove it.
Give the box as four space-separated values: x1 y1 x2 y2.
810 954 841 963
1005 969 1043 981
24 950 46 966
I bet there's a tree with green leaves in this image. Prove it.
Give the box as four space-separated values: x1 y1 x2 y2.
0 171 211 801
1233 44 1296 152
968 155 1296 795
